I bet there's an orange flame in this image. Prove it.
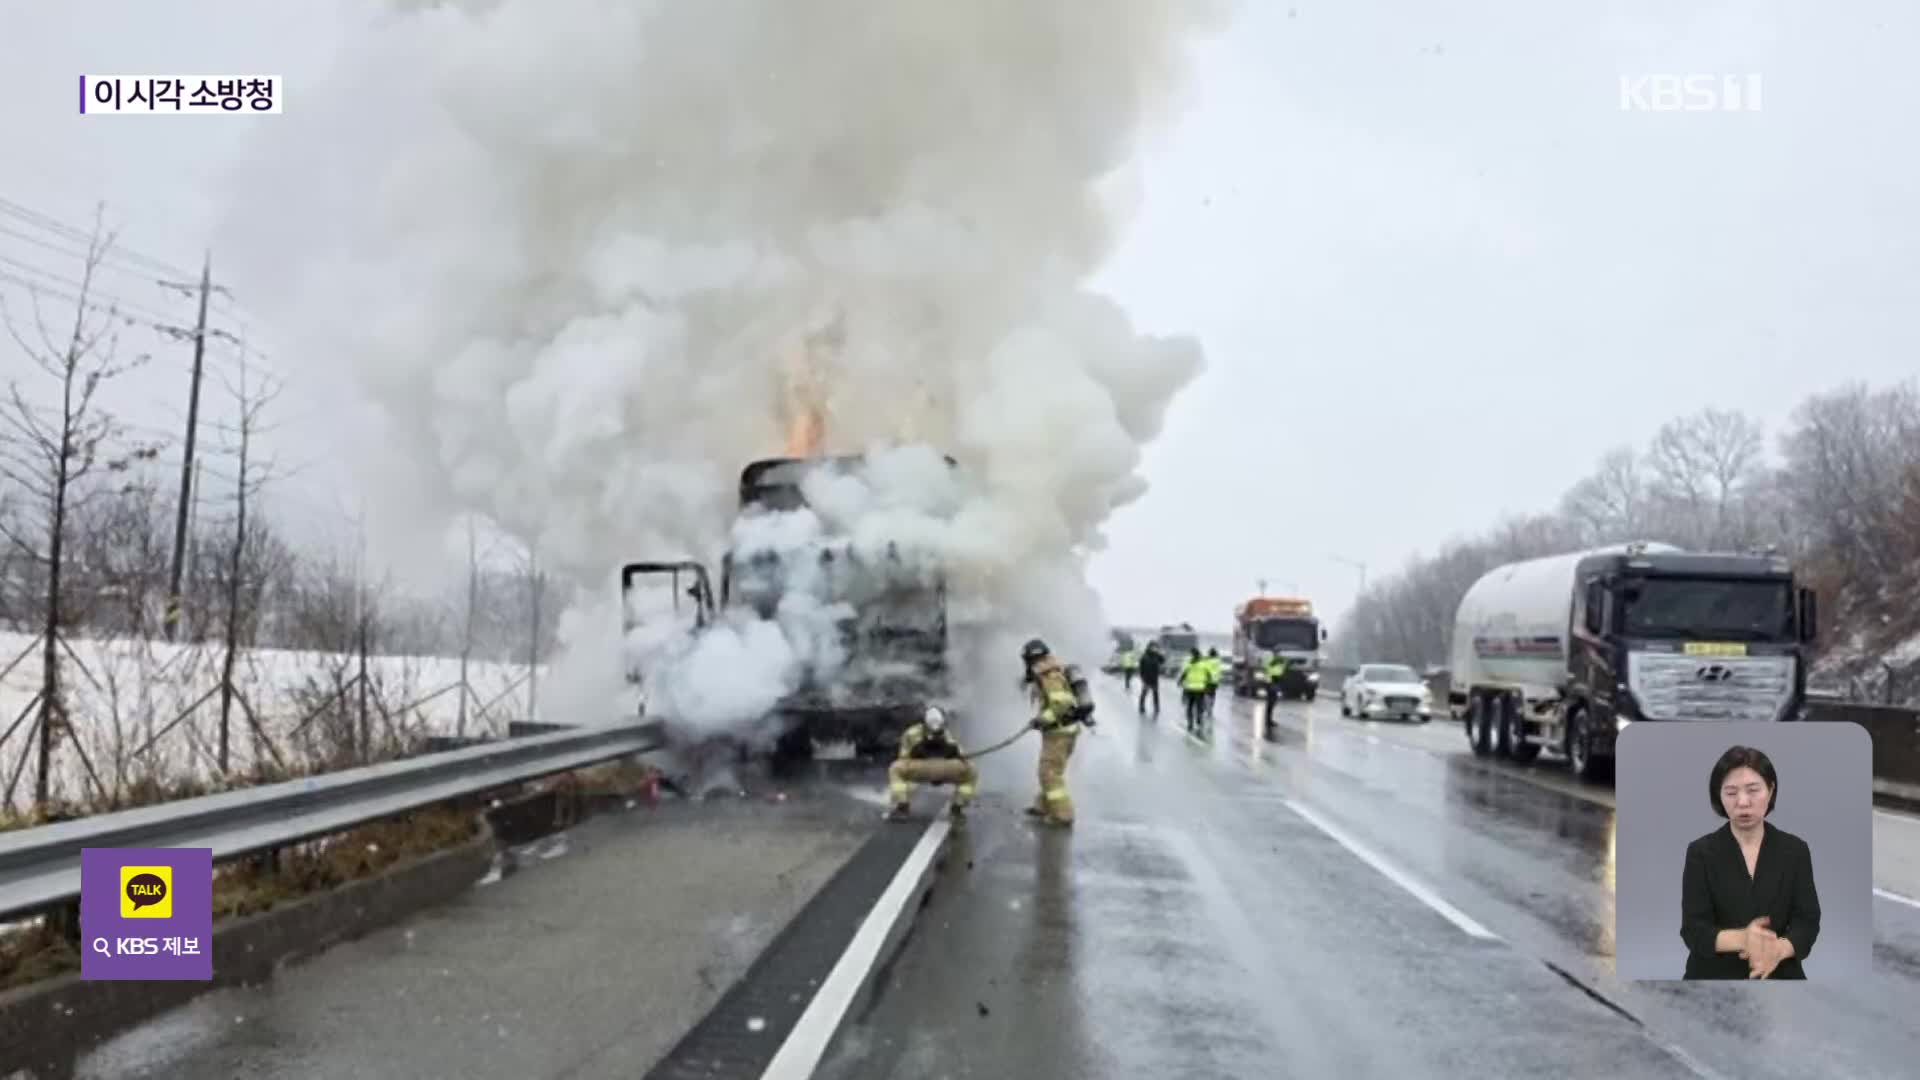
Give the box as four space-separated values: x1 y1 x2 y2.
779 309 840 457
785 399 825 457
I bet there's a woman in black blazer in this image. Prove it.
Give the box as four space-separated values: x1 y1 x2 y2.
1680 745 1820 979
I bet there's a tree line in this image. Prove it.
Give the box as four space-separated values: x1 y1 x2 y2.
1334 383 1920 703
0 212 560 816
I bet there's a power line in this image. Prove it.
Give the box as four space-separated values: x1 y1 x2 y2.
0 193 291 362
0 195 196 281
0 223 176 291
0 269 165 335
0 253 178 325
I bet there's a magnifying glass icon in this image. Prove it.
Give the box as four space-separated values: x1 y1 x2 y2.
91 937 111 958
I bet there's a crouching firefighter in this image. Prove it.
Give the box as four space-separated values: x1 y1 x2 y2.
1020 638 1095 827
887 705 977 822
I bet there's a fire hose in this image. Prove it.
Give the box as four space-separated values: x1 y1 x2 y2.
961 713 1096 760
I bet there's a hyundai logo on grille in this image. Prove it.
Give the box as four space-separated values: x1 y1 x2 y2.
1696 663 1735 682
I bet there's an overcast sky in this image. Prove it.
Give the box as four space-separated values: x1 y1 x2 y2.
2 1 1915 635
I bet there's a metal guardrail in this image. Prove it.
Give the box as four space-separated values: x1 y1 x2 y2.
0 721 663 923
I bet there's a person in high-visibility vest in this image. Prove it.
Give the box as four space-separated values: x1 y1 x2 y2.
1262 652 1289 732
1179 649 1211 733
1202 648 1225 718
1119 646 1139 691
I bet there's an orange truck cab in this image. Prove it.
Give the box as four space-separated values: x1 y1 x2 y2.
1231 596 1326 700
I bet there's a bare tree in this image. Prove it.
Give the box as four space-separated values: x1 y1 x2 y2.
0 211 161 809
1779 381 1920 625
1559 447 1651 545
1644 408 1768 549
208 353 292 775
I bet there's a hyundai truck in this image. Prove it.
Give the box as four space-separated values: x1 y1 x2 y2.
1449 541 1818 780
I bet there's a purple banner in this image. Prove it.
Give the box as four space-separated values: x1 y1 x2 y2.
80 847 213 981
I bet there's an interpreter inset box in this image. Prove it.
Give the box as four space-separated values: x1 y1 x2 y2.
1614 721 1872 981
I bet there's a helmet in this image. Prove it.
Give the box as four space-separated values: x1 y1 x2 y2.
1021 638 1050 662
923 705 948 733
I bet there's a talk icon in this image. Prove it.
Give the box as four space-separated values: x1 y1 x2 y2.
120 865 173 919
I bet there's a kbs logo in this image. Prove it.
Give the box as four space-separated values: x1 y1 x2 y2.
1618 74 1762 113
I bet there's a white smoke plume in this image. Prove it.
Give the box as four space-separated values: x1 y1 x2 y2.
219 0 1220 738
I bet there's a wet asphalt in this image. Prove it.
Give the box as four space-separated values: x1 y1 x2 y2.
37 676 1920 1079
56 794 876 1080
814 678 1920 1080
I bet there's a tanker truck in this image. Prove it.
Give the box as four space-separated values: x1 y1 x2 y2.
1449 541 1818 780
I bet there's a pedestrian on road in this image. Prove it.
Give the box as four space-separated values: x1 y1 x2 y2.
1137 641 1164 718
1262 652 1288 733
1179 649 1210 734
1203 647 1225 719
887 705 977 823
1020 638 1085 827
1119 646 1138 691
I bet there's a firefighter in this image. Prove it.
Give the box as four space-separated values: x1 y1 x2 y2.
1262 652 1288 732
1020 638 1084 827
1180 648 1211 734
887 705 977 822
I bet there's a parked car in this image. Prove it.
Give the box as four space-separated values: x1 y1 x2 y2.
1340 663 1433 722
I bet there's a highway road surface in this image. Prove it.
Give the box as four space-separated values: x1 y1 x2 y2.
46 677 1920 1079
815 677 1920 1080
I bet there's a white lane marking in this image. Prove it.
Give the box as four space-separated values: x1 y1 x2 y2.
1283 797 1501 941
1655 1037 1730 1080
759 814 951 1080
1874 887 1920 911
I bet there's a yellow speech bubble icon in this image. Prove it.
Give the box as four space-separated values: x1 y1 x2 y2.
120 864 173 919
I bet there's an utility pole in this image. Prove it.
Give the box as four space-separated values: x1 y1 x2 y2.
527 545 542 723
458 517 477 737
353 498 369 760
1330 554 1367 596
160 254 229 641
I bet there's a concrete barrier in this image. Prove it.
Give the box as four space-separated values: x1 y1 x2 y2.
1804 701 1920 804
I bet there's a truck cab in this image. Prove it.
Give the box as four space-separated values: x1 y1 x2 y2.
621 453 956 763
1231 597 1327 700
1452 543 1817 780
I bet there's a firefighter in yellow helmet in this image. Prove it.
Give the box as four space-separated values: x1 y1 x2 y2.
887 705 977 822
1020 638 1090 827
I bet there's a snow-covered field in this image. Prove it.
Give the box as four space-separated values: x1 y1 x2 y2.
0 631 547 813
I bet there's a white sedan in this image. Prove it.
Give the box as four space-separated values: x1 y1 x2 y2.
1340 663 1433 722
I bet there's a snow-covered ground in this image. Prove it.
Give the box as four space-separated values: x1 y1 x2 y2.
1813 627 1920 707
0 631 548 813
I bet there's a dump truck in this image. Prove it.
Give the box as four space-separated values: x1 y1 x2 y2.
1449 541 1818 780
621 453 955 764
1231 595 1326 699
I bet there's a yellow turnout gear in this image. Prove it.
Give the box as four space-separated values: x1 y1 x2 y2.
888 722 977 809
1025 655 1081 824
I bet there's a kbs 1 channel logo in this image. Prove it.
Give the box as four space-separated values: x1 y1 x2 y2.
80 848 213 980
79 75 282 114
